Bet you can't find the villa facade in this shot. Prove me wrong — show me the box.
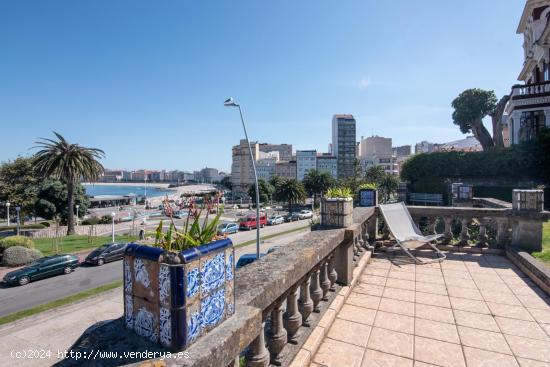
[506,0,550,144]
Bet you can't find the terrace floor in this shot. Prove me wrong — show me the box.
[311,251,550,367]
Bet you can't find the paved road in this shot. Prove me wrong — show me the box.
[0,220,310,317]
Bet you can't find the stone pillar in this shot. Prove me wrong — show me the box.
[284,285,302,344]
[320,261,331,301]
[460,218,470,246]
[443,216,453,244]
[511,218,544,252]
[495,218,509,249]
[246,322,270,367]
[328,255,338,291]
[298,276,314,327]
[310,268,323,313]
[267,299,287,366]
[334,234,354,285]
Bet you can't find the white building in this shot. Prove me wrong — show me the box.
[505,0,550,144]
[296,150,317,181]
[415,141,436,154]
[316,154,338,179]
[256,151,279,182]
[359,136,398,175]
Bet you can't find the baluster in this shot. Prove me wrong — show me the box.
[353,237,359,261]
[460,218,470,246]
[298,276,314,327]
[267,299,287,366]
[310,268,323,313]
[320,261,331,301]
[245,322,270,367]
[477,218,488,248]
[328,255,338,291]
[443,216,453,244]
[495,218,508,249]
[284,285,302,344]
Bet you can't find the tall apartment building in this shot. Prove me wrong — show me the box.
[231,139,260,193]
[195,167,219,183]
[316,154,338,179]
[296,150,317,181]
[275,160,297,179]
[256,151,279,182]
[360,136,398,175]
[259,143,292,161]
[392,145,412,158]
[331,114,357,179]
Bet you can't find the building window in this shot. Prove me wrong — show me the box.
[519,111,545,142]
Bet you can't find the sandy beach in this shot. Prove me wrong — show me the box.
[82,182,172,189]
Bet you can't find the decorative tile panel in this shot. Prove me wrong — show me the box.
[201,288,226,331]
[200,252,225,296]
[158,264,170,305]
[159,307,171,347]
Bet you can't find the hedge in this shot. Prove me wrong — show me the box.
[0,236,35,250]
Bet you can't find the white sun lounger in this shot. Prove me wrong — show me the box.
[379,202,446,264]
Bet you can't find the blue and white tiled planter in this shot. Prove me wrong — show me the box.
[123,239,235,351]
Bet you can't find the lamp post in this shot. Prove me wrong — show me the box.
[75,204,80,227]
[15,206,21,236]
[5,202,10,227]
[224,97,261,260]
[144,176,148,209]
[111,211,116,243]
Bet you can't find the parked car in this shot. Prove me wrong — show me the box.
[217,222,239,235]
[284,212,300,222]
[236,253,266,269]
[298,210,314,219]
[3,254,79,286]
[267,215,284,226]
[85,243,128,266]
[239,213,267,230]
[173,210,188,219]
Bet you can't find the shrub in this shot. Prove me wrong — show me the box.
[2,246,43,266]
[326,187,352,198]
[0,236,35,250]
[98,215,112,224]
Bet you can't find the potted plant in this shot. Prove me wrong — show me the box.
[321,187,354,228]
[357,183,378,207]
[123,195,235,351]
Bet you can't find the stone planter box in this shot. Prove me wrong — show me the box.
[321,197,353,228]
[513,189,544,212]
[123,239,235,351]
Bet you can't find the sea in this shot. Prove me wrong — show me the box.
[83,184,173,198]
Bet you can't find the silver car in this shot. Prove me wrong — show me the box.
[298,210,313,219]
[267,215,284,225]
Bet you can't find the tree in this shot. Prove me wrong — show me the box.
[0,157,40,223]
[303,170,336,207]
[378,173,399,203]
[33,133,104,235]
[365,165,386,184]
[339,159,364,196]
[273,178,306,213]
[451,88,509,150]
[247,179,274,204]
[35,179,90,224]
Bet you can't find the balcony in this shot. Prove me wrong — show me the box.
[62,204,550,367]
[511,81,550,100]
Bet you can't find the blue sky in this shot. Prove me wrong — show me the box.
[0,0,524,172]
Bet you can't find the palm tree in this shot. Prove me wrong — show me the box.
[365,165,386,184]
[33,132,105,235]
[303,170,336,208]
[273,178,306,214]
[379,173,399,203]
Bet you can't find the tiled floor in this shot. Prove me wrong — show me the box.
[311,251,550,367]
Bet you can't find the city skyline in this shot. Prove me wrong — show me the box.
[0,0,524,171]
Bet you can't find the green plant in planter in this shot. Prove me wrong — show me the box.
[359,182,378,191]
[153,197,224,253]
[326,187,352,199]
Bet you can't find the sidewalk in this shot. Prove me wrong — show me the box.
[0,287,123,367]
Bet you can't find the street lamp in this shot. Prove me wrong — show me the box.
[111,211,116,243]
[224,97,261,260]
[75,205,80,227]
[15,206,21,236]
[5,202,10,227]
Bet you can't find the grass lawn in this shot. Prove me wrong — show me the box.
[33,234,137,256]
[532,221,550,265]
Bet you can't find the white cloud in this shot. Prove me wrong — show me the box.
[358,77,371,90]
